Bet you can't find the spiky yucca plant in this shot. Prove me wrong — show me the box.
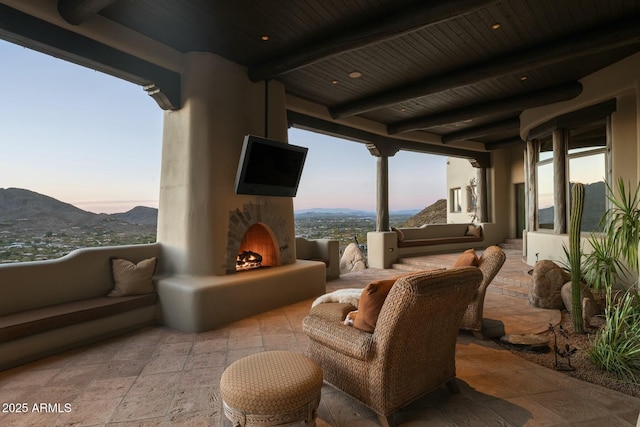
[569,182,585,333]
[601,178,640,276]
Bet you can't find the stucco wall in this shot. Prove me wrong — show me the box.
[446,157,477,223]
[521,52,640,266]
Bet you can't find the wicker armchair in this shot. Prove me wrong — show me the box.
[302,267,483,427]
[459,245,506,338]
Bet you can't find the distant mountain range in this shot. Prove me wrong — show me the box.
[0,187,429,230]
[538,181,606,230]
[294,208,421,216]
[0,188,158,230]
[400,199,447,227]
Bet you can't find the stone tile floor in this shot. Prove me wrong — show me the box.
[1,252,639,426]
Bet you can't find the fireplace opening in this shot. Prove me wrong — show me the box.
[236,251,263,270]
[236,223,280,272]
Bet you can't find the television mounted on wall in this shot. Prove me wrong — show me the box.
[234,134,308,197]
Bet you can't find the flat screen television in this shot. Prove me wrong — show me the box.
[234,134,308,197]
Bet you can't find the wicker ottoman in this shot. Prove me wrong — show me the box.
[220,350,323,426]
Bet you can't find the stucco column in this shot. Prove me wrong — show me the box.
[157,53,291,276]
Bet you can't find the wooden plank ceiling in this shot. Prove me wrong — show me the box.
[5,0,640,155]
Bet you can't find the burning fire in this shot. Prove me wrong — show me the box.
[236,250,263,270]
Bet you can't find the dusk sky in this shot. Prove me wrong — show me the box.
[1,39,446,214]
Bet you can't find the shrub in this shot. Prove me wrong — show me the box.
[589,288,640,382]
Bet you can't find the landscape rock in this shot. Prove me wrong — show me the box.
[340,243,367,274]
[528,260,571,309]
[560,282,601,322]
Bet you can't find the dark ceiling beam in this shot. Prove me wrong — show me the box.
[484,137,525,150]
[57,0,118,25]
[331,15,640,119]
[441,117,520,144]
[0,4,180,110]
[388,81,582,134]
[248,0,498,82]
[287,111,491,168]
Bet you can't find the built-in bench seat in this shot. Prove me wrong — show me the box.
[0,243,161,370]
[393,223,483,248]
[367,223,497,269]
[0,294,157,343]
[397,235,483,247]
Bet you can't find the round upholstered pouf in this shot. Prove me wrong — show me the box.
[220,350,323,427]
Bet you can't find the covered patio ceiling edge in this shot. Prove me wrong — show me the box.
[287,111,491,169]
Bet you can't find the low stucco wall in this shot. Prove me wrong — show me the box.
[0,243,162,316]
[0,243,162,370]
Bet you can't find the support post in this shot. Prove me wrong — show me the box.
[367,143,398,232]
[553,129,566,234]
[377,156,390,231]
[476,167,488,222]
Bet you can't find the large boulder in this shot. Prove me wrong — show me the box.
[528,260,571,309]
[340,243,367,274]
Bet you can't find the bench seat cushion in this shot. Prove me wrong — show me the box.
[0,294,157,343]
[397,236,483,248]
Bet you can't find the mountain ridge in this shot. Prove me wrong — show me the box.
[0,188,158,227]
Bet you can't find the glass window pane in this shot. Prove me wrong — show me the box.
[569,153,606,231]
[537,162,554,229]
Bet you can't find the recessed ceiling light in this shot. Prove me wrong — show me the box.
[348,71,362,79]
[331,80,339,85]
[491,23,501,30]
[520,75,528,81]
[260,35,270,41]
[400,108,406,112]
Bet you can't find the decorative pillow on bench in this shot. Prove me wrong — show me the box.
[465,224,483,238]
[109,257,157,297]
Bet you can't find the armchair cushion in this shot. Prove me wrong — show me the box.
[352,278,396,332]
[303,314,374,360]
[452,249,479,267]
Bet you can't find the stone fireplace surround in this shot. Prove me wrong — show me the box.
[157,200,326,333]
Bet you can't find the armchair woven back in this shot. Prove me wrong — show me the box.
[460,245,506,333]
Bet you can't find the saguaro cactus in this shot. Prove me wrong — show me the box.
[569,182,585,333]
